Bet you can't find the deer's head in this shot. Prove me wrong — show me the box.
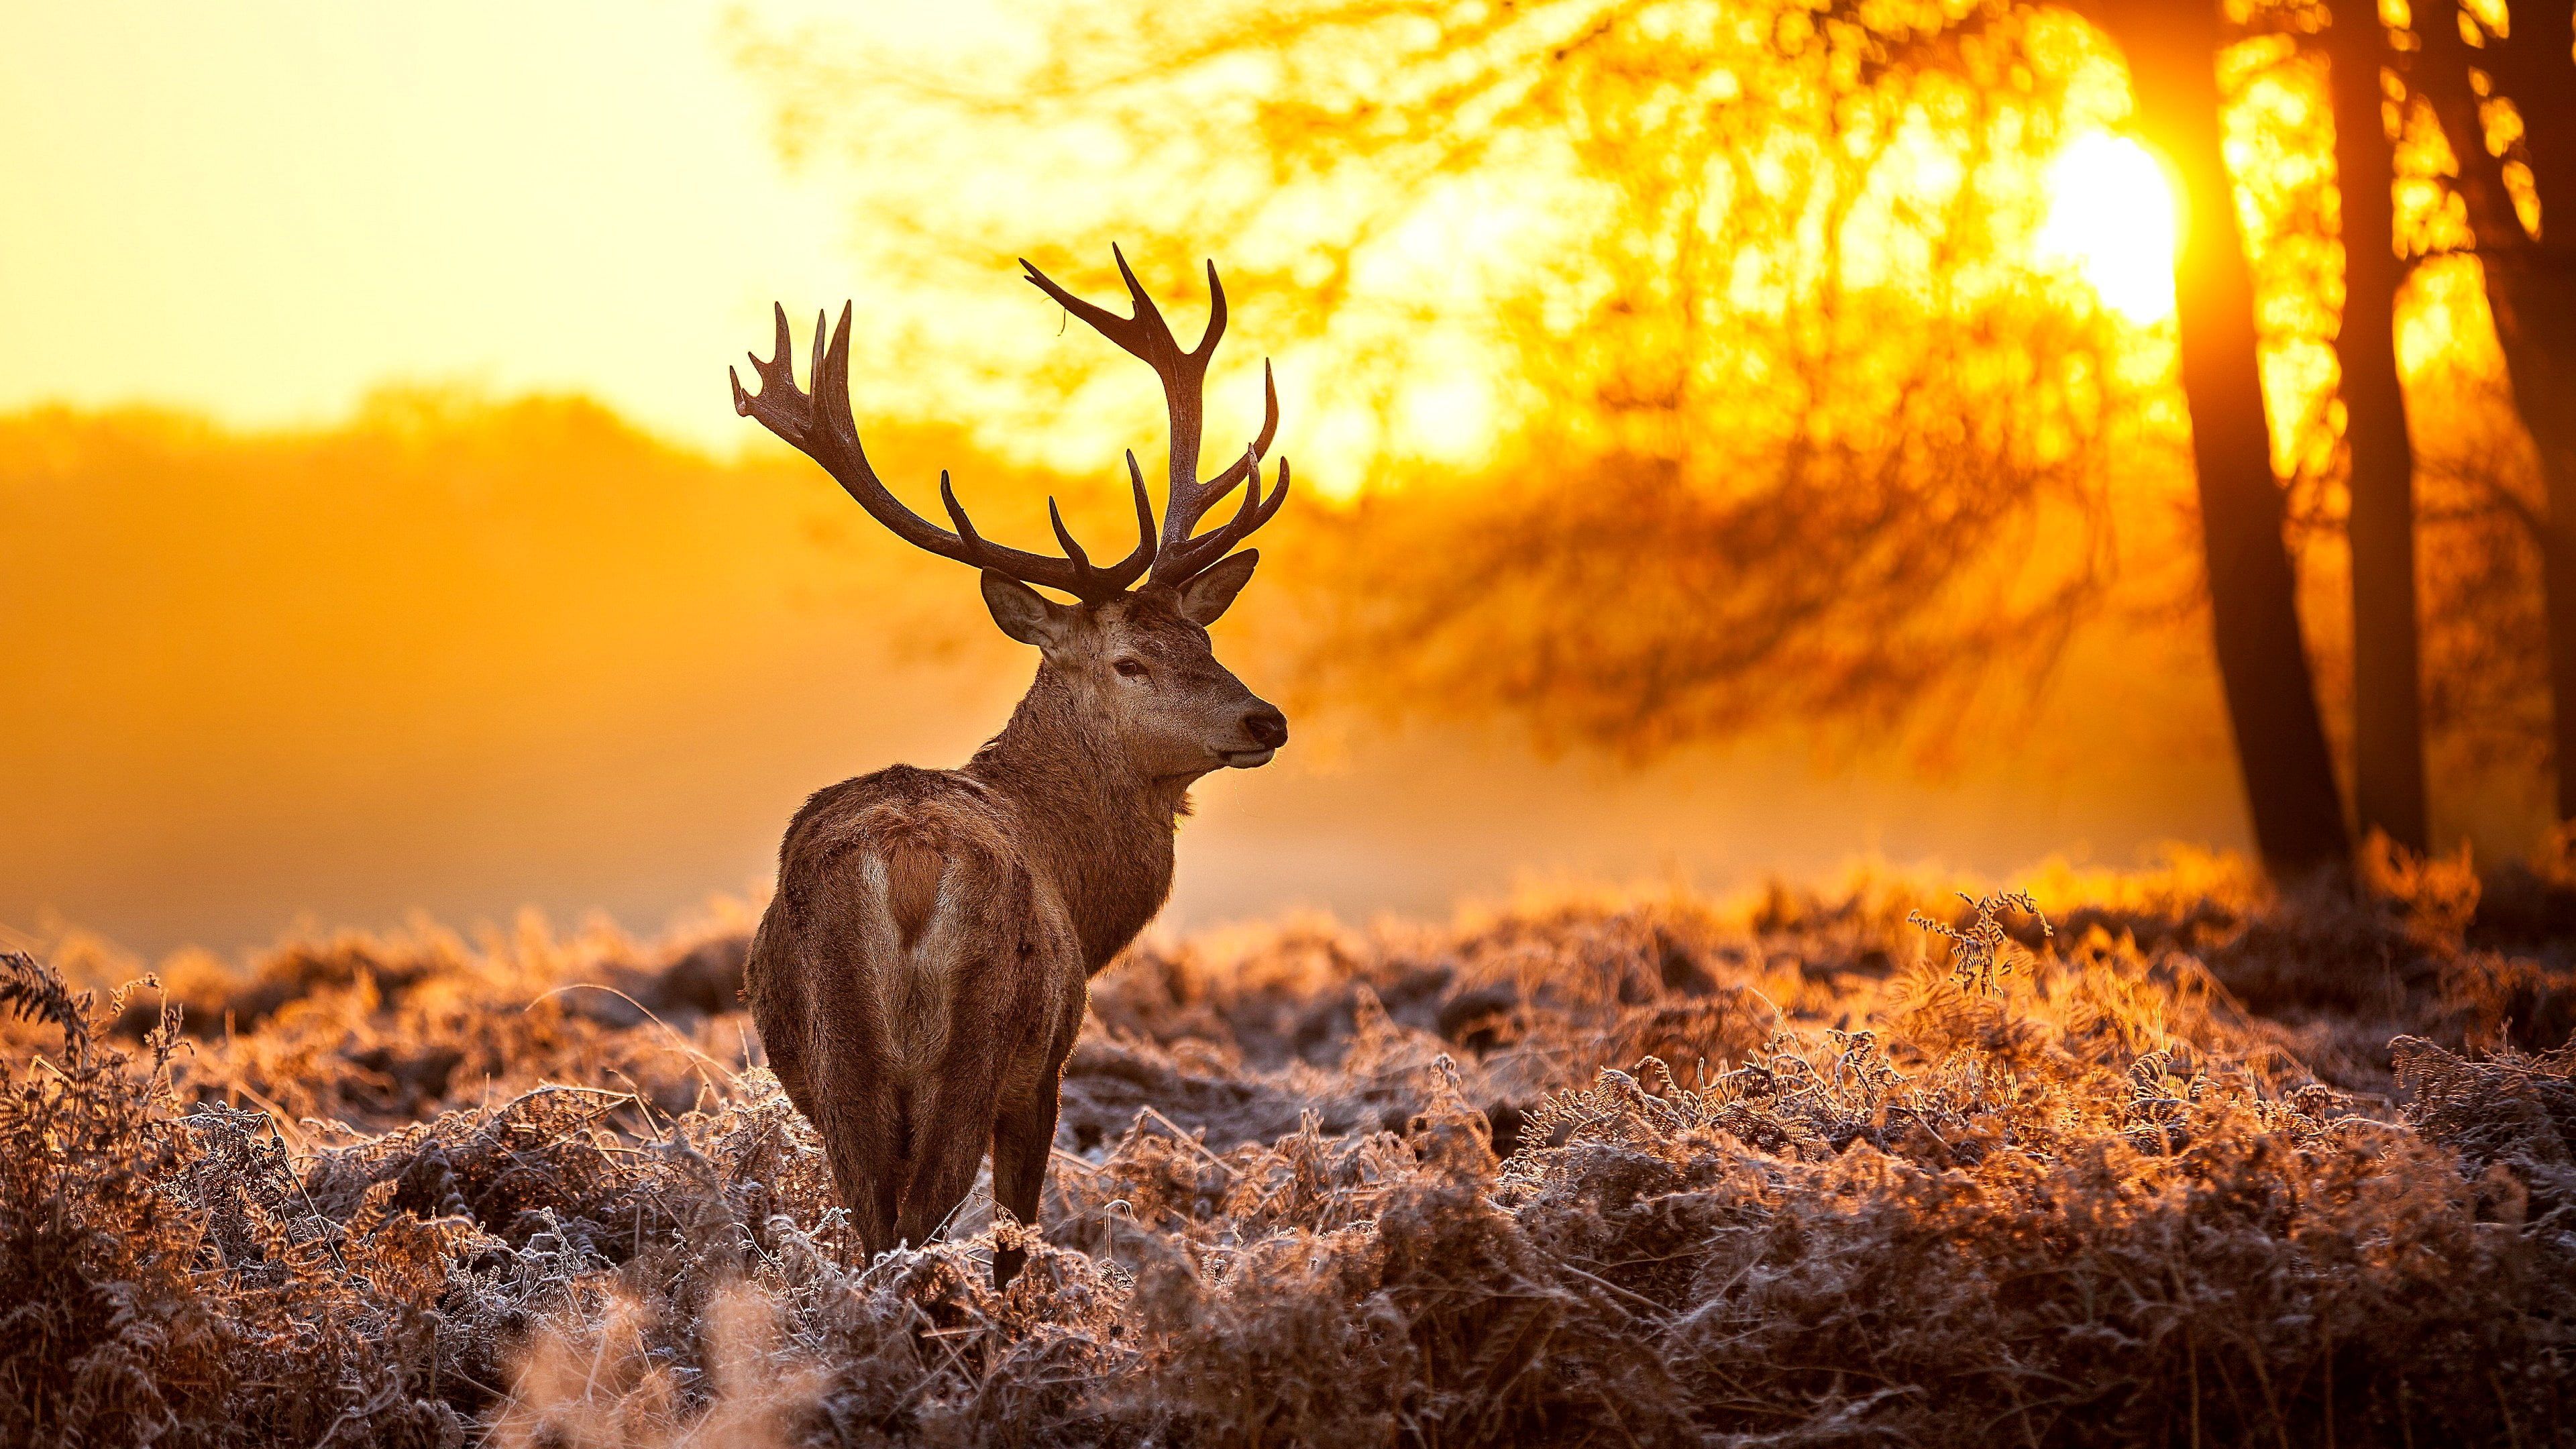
[731,248,1290,784]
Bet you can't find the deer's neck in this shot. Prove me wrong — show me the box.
[965,669,1187,974]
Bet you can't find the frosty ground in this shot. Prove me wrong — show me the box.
[6,847,2573,1447]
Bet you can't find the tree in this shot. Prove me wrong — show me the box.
[745,0,2367,871]
[2080,0,2351,869]
[2413,0,2576,820]
[2322,0,2430,850]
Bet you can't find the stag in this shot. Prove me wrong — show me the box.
[729,250,1289,1287]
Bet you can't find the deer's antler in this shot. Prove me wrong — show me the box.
[1020,246,1288,586]
[730,302,1157,602]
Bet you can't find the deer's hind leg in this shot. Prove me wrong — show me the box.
[746,923,894,1257]
[744,935,815,1121]
[891,1038,1003,1252]
[989,985,1081,1287]
[796,904,918,1263]
[987,1089,1060,1288]
[812,1053,906,1262]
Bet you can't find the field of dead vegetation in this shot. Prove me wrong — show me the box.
[7,844,2576,1448]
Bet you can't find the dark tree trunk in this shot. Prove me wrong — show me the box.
[2325,0,2430,849]
[2096,0,2353,873]
[2417,0,2576,820]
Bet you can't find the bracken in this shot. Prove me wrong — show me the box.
[3,856,2572,1446]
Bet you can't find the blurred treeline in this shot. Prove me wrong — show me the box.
[0,394,1040,950]
[1,388,2261,957]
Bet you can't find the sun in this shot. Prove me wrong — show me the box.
[2037,131,2180,324]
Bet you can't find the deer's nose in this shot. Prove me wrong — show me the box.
[1242,706,1289,749]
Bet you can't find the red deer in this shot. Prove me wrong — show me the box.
[729,250,1289,1287]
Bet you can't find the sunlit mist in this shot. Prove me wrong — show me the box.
[2038,133,2180,324]
[1397,376,1501,468]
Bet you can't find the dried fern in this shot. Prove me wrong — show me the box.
[4,862,2573,1448]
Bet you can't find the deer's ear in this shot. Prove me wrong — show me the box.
[981,571,1070,647]
[1175,551,1260,625]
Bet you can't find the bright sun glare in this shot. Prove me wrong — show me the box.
[2037,132,2180,325]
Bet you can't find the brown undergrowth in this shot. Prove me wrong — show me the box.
[5,849,2574,1446]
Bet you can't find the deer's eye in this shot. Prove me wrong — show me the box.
[1113,658,1148,680]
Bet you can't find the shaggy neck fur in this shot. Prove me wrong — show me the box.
[966,666,1191,974]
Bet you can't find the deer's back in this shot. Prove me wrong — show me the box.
[747,765,1082,1115]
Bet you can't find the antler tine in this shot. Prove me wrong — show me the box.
[1147,339,1283,581]
[1194,259,1228,361]
[1159,455,1291,584]
[731,302,1154,602]
[1046,497,1091,572]
[1024,254,1166,364]
[1109,244,1181,364]
[936,472,996,553]
[1023,248,1288,586]
[731,303,813,448]
[1122,449,1157,550]
[810,309,830,419]
[1193,360,1280,514]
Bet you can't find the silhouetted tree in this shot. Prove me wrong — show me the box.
[2414,0,2576,820]
[2322,0,2430,850]
[1994,0,2358,870]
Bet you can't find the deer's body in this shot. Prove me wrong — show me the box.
[729,255,1289,1285]
[748,632,1203,1273]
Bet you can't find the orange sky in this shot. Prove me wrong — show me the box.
[0,1,867,453]
[0,2,2182,466]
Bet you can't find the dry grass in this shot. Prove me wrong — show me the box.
[6,847,2575,1446]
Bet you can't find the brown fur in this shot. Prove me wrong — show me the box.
[744,582,1283,1287]
[883,843,945,949]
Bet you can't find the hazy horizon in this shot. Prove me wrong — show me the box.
[2,390,2261,963]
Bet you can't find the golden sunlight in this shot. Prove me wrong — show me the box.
[1398,375,1500,468]
[2037,132,2181,324]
